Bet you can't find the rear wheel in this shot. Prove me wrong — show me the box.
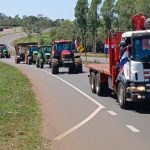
[51,66,59,74]
[40,62,44,69]
[89,72,96,93]
[69,66,74,74]
[36,59,39,68]
[117,82,127,109]
[28,57,32,65]
[95,73,105,96]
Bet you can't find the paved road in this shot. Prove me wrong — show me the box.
[1,34,150,150]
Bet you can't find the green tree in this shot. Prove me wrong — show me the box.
[74,0,89,48]
[114,0,136,31]
[88,0,102,52]
[101,0,115,32]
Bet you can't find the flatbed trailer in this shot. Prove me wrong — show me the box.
[86,63,110,75]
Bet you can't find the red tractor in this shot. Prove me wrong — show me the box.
[50,40,82,74]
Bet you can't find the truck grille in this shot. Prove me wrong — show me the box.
[144,69,150,92]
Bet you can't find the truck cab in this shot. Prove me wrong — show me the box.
[119,30,150,105]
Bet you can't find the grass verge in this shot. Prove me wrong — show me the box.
[0,62,46,149]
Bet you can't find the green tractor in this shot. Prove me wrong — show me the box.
[50,40,82,74]
[0,44,11,58]
[36,45,52,68]
[26,45,39,65]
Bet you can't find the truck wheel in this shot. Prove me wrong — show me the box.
[89,72,96,93]
[95,73,104,96]
[117,82,127,109]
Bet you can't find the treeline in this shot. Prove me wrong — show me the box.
[1,0,150,52]
[75,0,150,52]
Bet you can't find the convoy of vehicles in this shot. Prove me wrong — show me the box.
[0,44,10,58]
[86,14,150,109]
[7,13,150,109]
[51,40,82,74]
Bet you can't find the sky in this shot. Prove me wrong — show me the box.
[0,0,82,21]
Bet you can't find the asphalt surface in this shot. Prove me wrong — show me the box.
[1,34,150,150]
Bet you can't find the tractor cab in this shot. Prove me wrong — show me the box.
[53,40,73,59]
[0,44,10,58]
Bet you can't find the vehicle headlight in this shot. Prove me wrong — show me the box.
[130,86,146,92]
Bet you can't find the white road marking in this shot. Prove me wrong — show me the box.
[107,111,117,116]
[54,107,102,140]
[41,69,105,108]
[126,125,140,133]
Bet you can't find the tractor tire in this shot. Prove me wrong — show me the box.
[68,66,74,74]
[95,73,105,96]
[89,72,96,93]
[40,62,44,69]
[74,57,82,73]
[15,58,20,64]
[51,58,59,74]
[51,66,59,74]
[28,57,32,65]
[36,59,39,68]
[117,82,128,109]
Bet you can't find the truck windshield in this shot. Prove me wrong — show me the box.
[133,36,150,62]
[57,43,71,53]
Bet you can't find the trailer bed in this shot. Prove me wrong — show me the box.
[86,63,110,75]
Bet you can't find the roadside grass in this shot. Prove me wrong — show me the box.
[0,62,48,149]
[13,33,50,45]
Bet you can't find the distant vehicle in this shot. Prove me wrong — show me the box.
[14,42,38,64]
[0,44,10,58]
[36,45,52,69]
[50,40,82,74]
[0,27,4,31]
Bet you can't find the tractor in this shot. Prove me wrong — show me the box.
[14,42,38,64]
[0,44,10,58]
[36,45,52,68]
[50,40,82,74]
[27,45,39,65]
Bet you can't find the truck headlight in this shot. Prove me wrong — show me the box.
[130,86,146,92]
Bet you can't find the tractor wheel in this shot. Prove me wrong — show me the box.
[36,59,39,68]
[7,54,10,58]
[40,62,44,69]
[16,58,20,64]
[69,66,74,74]
[51,66,59,74]
[0,53,2,59]
[117,82,128,109]
[89,72,96,93]
[28,57,32,65]
[95,73,105,96]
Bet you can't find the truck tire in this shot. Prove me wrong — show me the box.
[89,72,96,93]
[95,73,105,96]
[117,82,127,109]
